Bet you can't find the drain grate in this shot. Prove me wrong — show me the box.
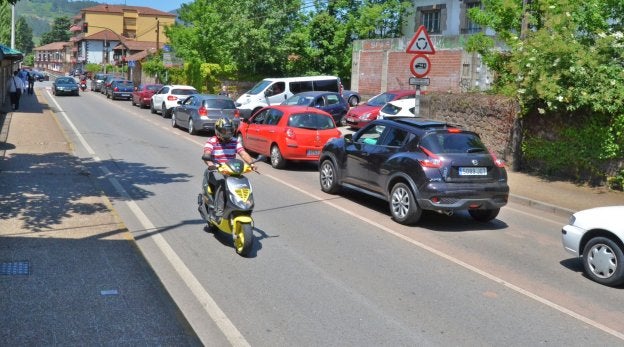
[0,261,30,275]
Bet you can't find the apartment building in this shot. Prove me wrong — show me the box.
[34,4,176,75]
[33,42,72,73]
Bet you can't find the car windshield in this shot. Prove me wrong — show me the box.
[283,95,314,106]
[367,92,400,106]
[56,78,74,84]
[420,133,487,154]
[172,89,198,95]
[204,99,236,109]
[287,113,335,130]
[247,80,272,95]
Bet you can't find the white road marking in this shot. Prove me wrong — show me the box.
[48,91,250,347]
[263,172,624,341]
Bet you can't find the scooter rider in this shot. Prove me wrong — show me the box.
[202,117,256,219]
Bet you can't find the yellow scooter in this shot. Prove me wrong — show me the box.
[197,156,263,257]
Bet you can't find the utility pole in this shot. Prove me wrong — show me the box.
[155,18,160,54]
[11,4,15,49]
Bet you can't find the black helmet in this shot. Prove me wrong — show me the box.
[215,117,235,141]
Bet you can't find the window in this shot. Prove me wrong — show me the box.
[422,10,440,34]
[379,128,409,147]
[357,125,386,145]
[326,94,340,105]
[463,1,482,34]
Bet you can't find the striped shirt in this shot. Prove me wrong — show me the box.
[203,136,244,163]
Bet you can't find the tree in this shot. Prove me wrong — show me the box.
[466,0,624,181]
[39,16,71,45]
[16,16,34,54]
[0,2,10,45]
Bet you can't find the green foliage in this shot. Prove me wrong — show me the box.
[607,169,624,191]
[468,0,624,184]
[23,53,34,66]
[522,113,623,181]
[165,0,411,83]
[16,16,34,54]
[85,63,101,74]
[0,2,10,44]
[39,16,71,45]
[15,0,99,41]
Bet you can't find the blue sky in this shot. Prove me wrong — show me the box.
[106,0,194,13]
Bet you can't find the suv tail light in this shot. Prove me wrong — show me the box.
[418,146,442,168]
[167,95,177,101]
[198,106,207,116]
[490,150,505,168]
[113,87,119,92]
[234,109,240,118]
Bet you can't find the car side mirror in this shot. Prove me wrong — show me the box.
[344,134,353,143]
[177,100,182,105]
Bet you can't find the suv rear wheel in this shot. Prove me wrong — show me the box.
[468,208,500,222]
[389,182,422,225]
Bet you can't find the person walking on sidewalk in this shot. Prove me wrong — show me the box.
[6,70,25,110]
[27,71,35,95]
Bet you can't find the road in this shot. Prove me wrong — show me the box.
[42,83,624,346]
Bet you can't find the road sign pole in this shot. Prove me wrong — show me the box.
[414,85,421,117]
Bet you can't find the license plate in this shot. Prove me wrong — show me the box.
[459,167,487,176]
[307,150,320,156]
[120,93,129,97]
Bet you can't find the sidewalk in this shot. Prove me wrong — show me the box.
[0,87,621,344]
[0,89,201,345]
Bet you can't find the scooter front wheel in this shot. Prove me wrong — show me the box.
[234,223,254,257]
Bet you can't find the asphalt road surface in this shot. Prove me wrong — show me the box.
[43,83,624,346]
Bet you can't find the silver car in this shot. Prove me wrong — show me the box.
[171,94,239,135]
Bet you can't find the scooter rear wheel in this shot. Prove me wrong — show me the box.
[234,223,254,257]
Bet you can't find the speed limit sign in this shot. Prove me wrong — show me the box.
[410,54,431,78]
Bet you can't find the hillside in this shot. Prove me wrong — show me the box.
[15,0,102,44]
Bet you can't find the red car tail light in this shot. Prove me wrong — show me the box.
[198,106,207,116]
[286,128,296,139]
[490,150,506,168]
[113,87,119,92]
[167,95,177,101]
[447,128,462,133]
[418,146,442,168]
[234,109,240,118]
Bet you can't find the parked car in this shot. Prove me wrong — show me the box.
[150,85,198,118]
[378,98,418,119]
[91,73,110,92]
[52,77,79,96]
[319,117,509,225]
[561,205,624,287]
[101,75,123,95]
[344,90,416,129]
[281,91,350,126]
[343,90,361,107]
[107,80,134,100]
[238,105,342,169]
[172,94,239,135]
[30,70,48,82]
[131,83,163,108]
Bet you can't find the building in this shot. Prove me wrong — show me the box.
[352,0,494,97]
[32,42,72,74]
[33,4,176,75]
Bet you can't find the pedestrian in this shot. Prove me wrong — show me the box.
[19,68,28,87]
[218,85,229,97]
[27,71,35,95]
[6,70,25,110]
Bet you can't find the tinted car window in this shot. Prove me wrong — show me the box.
[204,99,236,109]
[379,127,409,147]
[172,89,197,95]
[367,93,395,106]
[313,79,339,92]
[420,133,487,154]
[248,80,272,95]
[283,95,314,106]
[288,113,335,130]
[147,85,161,91]
[183,96,195,105]
[326,94,341,105]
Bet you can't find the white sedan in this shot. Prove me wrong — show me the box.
[562,206,624,286]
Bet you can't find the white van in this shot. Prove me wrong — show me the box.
[235,76,341,118]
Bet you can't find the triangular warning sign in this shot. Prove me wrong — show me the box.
[406,25,436,54]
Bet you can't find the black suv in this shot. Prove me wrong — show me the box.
[319,118,509,225]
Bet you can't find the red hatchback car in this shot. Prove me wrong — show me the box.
[131,83,163,108]
[344,89,417,129]
[238,105,342,169]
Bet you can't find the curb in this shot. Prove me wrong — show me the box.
[509,193,575,218]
